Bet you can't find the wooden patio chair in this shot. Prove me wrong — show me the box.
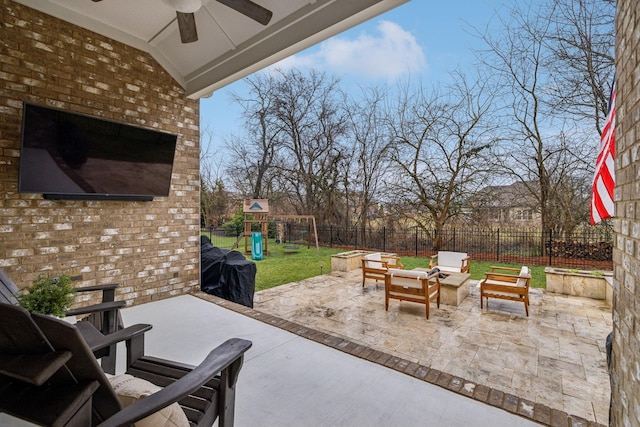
[0,302,252,426]
[0,267,126,373]
[479,266,531,316]
[361,252,404,289]
[384,268,441,319]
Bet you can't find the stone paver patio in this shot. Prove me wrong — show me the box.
[252,269,613,425]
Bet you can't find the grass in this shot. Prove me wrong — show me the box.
[243,241,548,291]
[253,243,341,291]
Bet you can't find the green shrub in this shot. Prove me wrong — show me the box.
[17,273,76,318]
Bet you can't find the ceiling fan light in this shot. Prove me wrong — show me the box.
[162,0,202,13]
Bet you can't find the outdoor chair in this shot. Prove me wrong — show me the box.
[361,252,404,288]
[0,267,126,373]
[428,251,470,274]
[0,302,252,426]
[479,266,531,316]
[384,268,440,319]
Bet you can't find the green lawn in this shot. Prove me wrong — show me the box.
[244,241,548,291]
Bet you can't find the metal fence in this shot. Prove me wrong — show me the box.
[201,224,614,270]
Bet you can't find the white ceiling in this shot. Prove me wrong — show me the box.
[14,0,410,99]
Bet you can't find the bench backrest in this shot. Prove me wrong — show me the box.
[437,251,468,267]
[363,252,384,269]
[387,268,430,289]
[516,266,530,287]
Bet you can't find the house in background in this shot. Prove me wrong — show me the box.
[468,181,541,227]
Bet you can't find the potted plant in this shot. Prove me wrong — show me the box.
[16,273,76,318]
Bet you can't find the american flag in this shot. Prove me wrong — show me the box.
[590,81,616,225]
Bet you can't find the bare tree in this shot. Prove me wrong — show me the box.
[386,74,495,249]
[344,86,393,243]
[224,72,284,199]
[270,68,349,224]
[543,0,615,134]
[200,126,227,227]
[475,0,614,240]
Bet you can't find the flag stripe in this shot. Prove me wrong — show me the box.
[590,81,616,225]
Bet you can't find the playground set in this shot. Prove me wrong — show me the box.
[232,199,320,258]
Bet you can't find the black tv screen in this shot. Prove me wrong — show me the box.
[19,104,177,200]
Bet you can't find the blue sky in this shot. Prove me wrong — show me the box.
[200,0,507,151]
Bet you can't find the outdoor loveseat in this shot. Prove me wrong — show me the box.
[429,251,470,274]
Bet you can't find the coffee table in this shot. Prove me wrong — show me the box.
[413,268,471,306]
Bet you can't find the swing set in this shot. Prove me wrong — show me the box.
[232,199,320,256]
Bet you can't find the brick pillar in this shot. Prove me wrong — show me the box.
[610,0,640,425]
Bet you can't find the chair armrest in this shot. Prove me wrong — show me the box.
[460,256,471,273]
[489,266,520,273]
[76,321,152,353]
[428,254,438,268]
[0,351,72,386]
[97,338,253,427]
[482,272,530,286]
[65,301,125,317]
[73,283,119,294]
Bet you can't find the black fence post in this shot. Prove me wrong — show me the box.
[496,228,500,262]
[415,227,419,257]
[453,228,456,252]
[548,229,553,266]
[383,227,386,252]
[354,227,358,249]
[330,225,333,248]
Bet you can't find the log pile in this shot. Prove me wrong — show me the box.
[546,240,613,261]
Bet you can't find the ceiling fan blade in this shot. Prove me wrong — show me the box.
[216,0,273,26]
[176,11,198,43]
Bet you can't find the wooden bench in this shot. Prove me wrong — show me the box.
[479,266,531,316]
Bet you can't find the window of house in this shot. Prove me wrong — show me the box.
[514,209,533,221]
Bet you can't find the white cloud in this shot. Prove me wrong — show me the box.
[269,20,426,81]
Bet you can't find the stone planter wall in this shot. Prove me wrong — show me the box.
[330,251,398,272]
[545,267,613,305]
[331,251,369,272]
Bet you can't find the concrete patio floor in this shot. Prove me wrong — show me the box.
[252,269,613,426]
[116,294,539,427]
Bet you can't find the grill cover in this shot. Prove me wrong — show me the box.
[200,236,256,308]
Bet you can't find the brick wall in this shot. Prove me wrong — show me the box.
[611,0,640,425]
[0,0,201,306]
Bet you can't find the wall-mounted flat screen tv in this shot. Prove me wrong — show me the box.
[19,103,178,201]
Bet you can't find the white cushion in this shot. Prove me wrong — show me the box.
[434,251,468,271]
[388,269,428,289]
[108,374,190,427]
[436,266,459,273]
[516,266,530,287]
[364,253,384,269]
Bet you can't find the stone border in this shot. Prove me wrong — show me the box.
[194,292,605,427]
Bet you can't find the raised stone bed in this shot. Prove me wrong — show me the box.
[545,267,613,305]
[331,250,369,272]
[330,250,398,272]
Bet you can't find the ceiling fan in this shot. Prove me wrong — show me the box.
[92,0,273,44]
